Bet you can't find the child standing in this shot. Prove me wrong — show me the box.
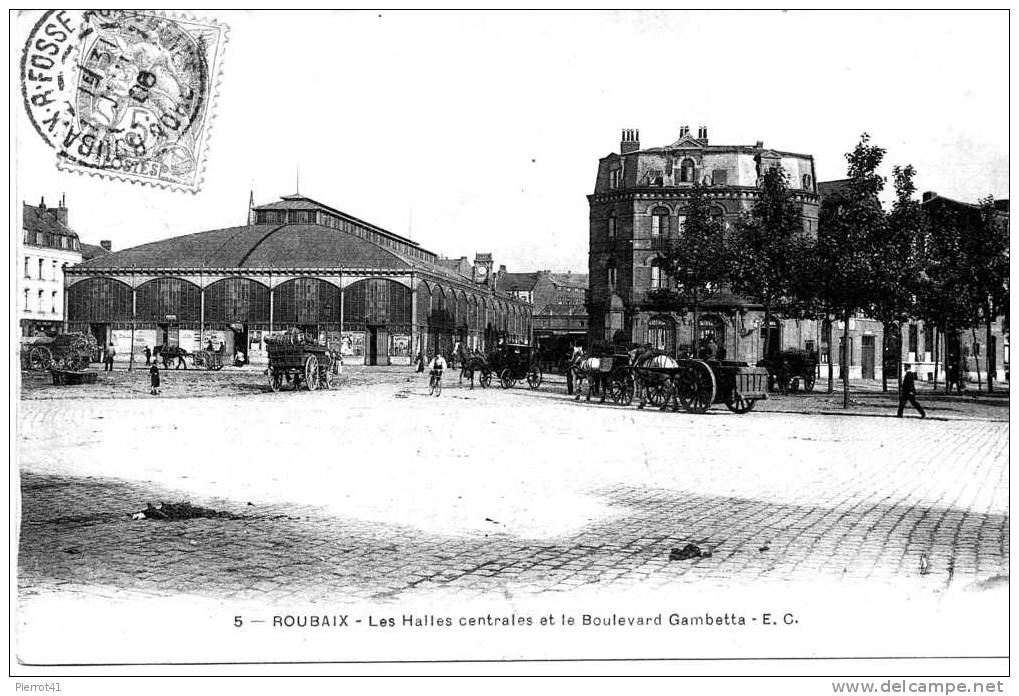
[149,362,161,395]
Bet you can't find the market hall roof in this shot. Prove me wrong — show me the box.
[72,223,417,271]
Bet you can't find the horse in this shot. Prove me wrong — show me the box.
[569,351,611,403]
[630,349,680,411]
[156,345,190,370]
[459,351,489,389]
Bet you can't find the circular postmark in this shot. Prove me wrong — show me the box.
[21,10,208,177]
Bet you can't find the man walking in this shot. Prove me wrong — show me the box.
[143,346,152,366]
[104,343,116,372]
[897,363,927,418]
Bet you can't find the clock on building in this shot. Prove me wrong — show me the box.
[474,264,488,281]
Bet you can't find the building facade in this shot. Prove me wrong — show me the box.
[65,195,532,365]
[587,127,1009,383]
[496,268,589,355]
[19,198,111,336]
[588,126,822,365]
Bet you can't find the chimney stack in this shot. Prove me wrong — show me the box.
[922,191,937,203]
[620,128,640,154]
[679,125,690,138]
[55,195,68,226]
[100,240,112,251]
[697,126,708,141]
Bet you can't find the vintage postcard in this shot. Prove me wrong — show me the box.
[10,9,1009,685]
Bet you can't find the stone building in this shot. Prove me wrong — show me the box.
[587,127,1009,383]
[587,126,821,365]
[19,197,110,337]
[65,194,532,365]
[496,268,589,354]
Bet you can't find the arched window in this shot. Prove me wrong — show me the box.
[651,207,669,237]
[607,212,616,239]
[607,260,617,289]
[647,316,675,353]
[699,315,725,345]
[51,291,58,313]
[680,158,695,183]
[650,259,667,290]
[37,290,45,312]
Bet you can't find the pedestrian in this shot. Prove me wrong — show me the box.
[149,362,160,395]
[897,363,927,418]
[104,343,116,372]
[143,346,151,366]
[415,350,425,373]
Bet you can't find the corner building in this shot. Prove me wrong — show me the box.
[65,195,532,365]
[588,126,820,364]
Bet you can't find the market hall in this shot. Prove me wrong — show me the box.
[64,194,533,366]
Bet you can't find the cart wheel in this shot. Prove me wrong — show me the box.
[645,383,668,407]
[304,355,319,391]
[29,346,53,372]
[677,361,716,414]
[803,373,816,392]
[499,369,514,389]
[480,370,492,389]
[725,394,756,413]
[267,369,282,392]
[617,378,635,407]
[527,366,543,390]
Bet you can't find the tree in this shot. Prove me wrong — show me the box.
[871,164,925,392]
[916,197,990,391]
[973,197,1009,392]
[728,166,810,362]
[655,183,728,357]
[813,134,889,408]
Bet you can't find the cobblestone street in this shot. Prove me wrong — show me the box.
[17,368,1009,604]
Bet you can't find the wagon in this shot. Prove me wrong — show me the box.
[265,335,336,392]
[487,343,542,390]
[758,349,818,394]
[21,333,95,372]
[601,353,638,405]
[635,359,769,414]
[192,350,225,371]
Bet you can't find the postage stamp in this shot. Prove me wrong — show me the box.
[20,10,227,193]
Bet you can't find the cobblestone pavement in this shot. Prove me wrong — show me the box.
[16,369,1009,605]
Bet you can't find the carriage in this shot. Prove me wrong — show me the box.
[265,333,336,392]
[487,343,543,390]
[758,348,818,394]
[192,349,225,371]
[633,358,769,414]
[21,333,96,372]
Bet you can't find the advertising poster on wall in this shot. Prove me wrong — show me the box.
[340,331,365,365]
[390,334,411,365]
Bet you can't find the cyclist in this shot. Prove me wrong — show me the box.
[428,352,448,396]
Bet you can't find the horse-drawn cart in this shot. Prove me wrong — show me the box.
[265,333,335,392]
[635,359,769,414]
[487,344,542,390]
[192,350,225,371]
[758,348,818,393]
[21,333,96,372]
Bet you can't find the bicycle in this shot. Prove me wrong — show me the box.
[428,369,443,396]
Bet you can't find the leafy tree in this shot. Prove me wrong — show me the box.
[871,164,925,392]
[728,166,810,361]
[972,197,1009,392]
[655,183,728,357]
[915,196,992,390]
[813,134,889,408]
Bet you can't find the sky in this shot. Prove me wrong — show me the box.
[14,10,1010,273]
